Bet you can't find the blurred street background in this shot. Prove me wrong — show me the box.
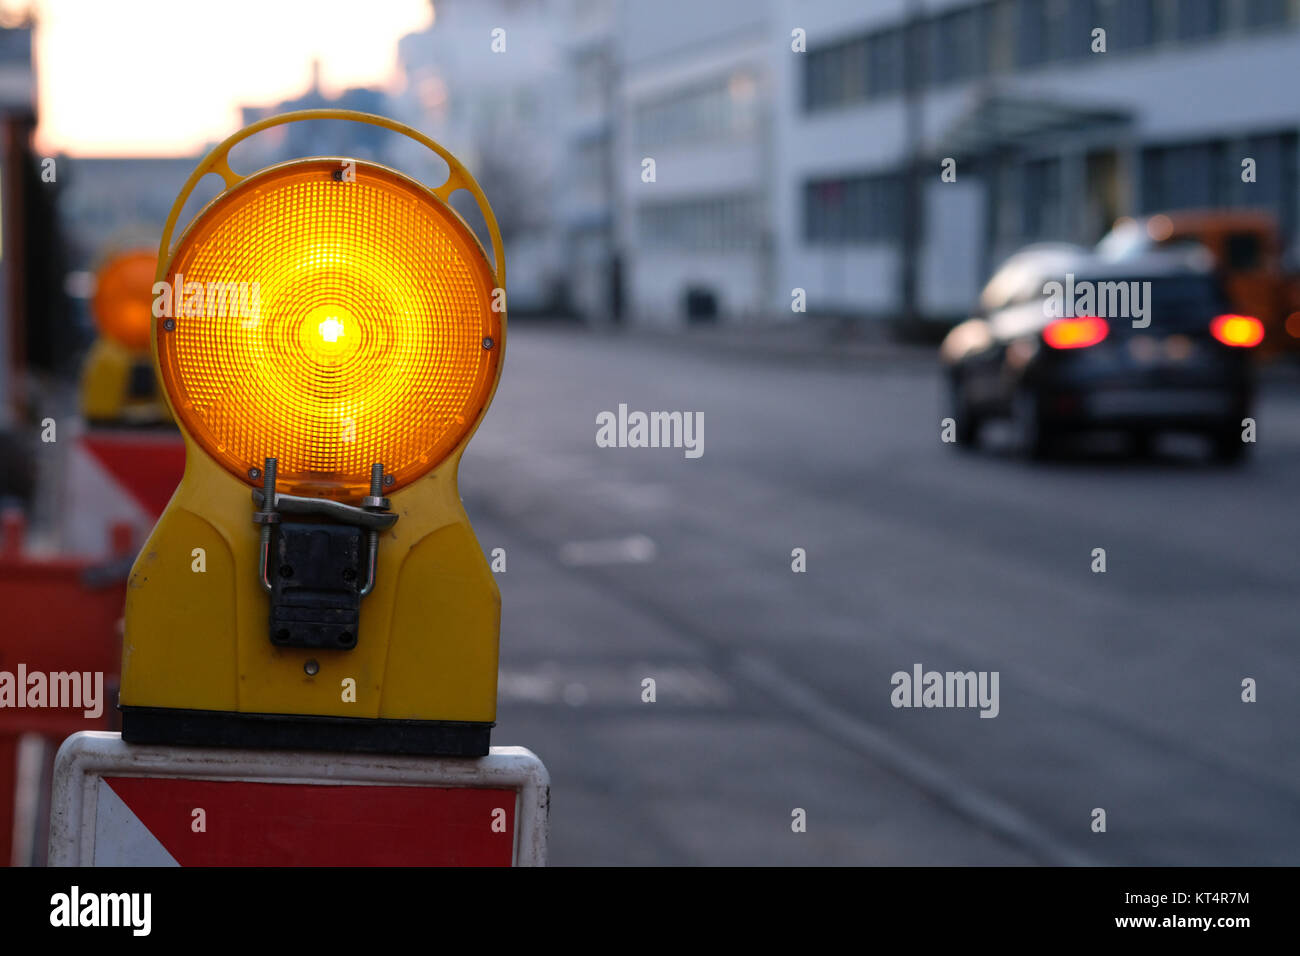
[474,326,1300,864]
[1,0,1299,864]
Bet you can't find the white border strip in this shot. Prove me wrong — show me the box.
[49,731,549,866]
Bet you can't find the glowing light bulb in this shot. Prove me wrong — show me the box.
[319,316,345,343]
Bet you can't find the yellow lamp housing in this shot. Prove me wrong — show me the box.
[119,110,507,756]
[80,249,171,425]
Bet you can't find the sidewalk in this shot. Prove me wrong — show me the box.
[582,316,1300,382]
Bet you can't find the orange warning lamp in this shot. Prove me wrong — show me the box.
[93,250,157,351]
[120,110,508,756]
[158,160,500,498]
[80,249,170,423]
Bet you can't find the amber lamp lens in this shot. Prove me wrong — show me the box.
[157,159,501,497]
[93,250,157,351]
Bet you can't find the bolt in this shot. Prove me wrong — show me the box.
[258,458,278,592]
[304,659,320,676]
[482,336,494,350]
[360,463,388,599]
[383,474,395,487]
[163,318,176,332]
[248,467,261,480]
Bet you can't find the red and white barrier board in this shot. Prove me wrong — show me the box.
[48,732,548,866]
[58,428,185,558]
[0,513,126,866]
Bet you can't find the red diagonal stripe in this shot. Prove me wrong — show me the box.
[104,776,516,866]
[81,434,186,517]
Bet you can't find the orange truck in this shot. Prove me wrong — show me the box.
[1097,210,1300,357]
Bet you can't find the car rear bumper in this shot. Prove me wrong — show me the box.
[1028,341,1253,430]
[1038,385,1249,430]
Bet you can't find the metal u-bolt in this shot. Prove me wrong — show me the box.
[257,458,278,593]
[359,462,384,597]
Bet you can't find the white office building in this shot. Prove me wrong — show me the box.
[608,0,1300,326]
[611,0,774,325]
[393,0,568,312]
[559,0,619,321]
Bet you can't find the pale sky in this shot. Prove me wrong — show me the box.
[12,0,433,156]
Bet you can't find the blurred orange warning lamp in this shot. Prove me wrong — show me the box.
[80,249,169,423]
[93,250,157,351]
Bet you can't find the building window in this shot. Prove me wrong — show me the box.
[1141,132,1297,239]
[805,34,869,110]
[1021,158,1062,238]
[1016,0,1099,66]
[930,4,993,86]
[803,172,902,244]
[1241,0,1290,28]
[1016,0,1054,66]
[986,0,1017,73]
[1101,0,1156,50]
[635,77,759,149]
[1175,0,1225,39]
[1237,132,1299,239]
[1142,140,1226,210]
[840,37,867,103]
[803,0,1289,114]
[868,28,905,97]
[1060,0,1102,59]
[803,26,907,112]
[638,194,762,250]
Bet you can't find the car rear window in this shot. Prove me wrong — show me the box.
[1067,275,1231,333]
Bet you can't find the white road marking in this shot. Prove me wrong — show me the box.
[558,534,657,567]
[499,662,733,708]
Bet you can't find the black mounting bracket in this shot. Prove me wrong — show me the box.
[269,521,365,650]
[253,458,394,652]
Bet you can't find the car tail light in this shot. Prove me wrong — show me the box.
[1043,316,1109,350]
[1210,314,1264,348]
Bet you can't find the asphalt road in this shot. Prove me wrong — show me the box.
[461,325,1300,866]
